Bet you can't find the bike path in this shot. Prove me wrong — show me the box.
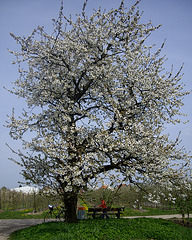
[124,214,192,219]
[0,219,43,240]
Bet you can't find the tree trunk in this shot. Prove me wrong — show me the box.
[64,192,78,223]
[182,212,186,224]
[180,205,186,224]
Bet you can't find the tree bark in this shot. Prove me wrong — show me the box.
[64,192,78,223]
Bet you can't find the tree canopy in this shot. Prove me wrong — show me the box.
[6,0,191,222]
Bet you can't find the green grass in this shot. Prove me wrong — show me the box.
[122,207,180,217]
[9,218,192,240]
[0,207,184,219]
[0,209,45,219]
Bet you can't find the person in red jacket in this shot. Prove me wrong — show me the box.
[99,198,109,218]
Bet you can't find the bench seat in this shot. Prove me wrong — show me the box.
[87,207,124,219]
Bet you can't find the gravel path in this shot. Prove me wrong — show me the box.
[0,214,191,240]
[124,214,192,219]
[0,219,43,240]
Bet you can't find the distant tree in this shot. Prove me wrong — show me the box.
[163,167,192,223]
[6,0,191,222]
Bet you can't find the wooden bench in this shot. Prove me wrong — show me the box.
[87,207,124,219]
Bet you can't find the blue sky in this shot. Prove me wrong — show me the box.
[0,0,191,188]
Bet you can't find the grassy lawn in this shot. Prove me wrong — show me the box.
[9,218,192,240]
[122,207,180,217]
[0,209,45,219]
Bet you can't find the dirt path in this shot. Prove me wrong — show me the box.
[0,214,191,240]
[0,219,43,240]
[124,214,192,219]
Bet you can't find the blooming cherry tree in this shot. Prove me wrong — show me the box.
[6,0,191,222]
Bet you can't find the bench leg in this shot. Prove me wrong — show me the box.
[103,211,109,219]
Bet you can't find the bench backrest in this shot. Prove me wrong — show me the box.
[88,207,124,212]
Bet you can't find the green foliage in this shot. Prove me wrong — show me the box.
[9,218,192,240]
[0,187,62,211]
